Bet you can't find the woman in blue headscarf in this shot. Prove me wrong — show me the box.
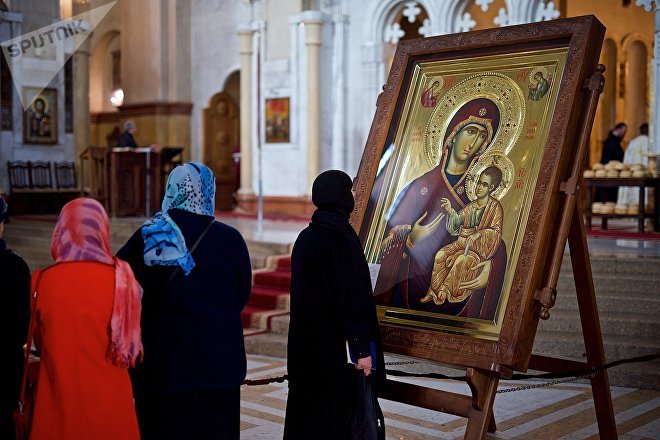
[117,162,252,440]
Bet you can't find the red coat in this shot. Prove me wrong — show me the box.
[30,262,139,440]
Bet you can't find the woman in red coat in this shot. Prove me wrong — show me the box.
[29,198,142,439]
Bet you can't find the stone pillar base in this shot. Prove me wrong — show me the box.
[235,194,315,217]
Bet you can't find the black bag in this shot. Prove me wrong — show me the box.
[348,369,385,440]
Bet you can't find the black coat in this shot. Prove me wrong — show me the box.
[599,132,625,202]
[117,131,138,149]
[0,240,30,439]
[116,209,252,391]
[600,133,625,164]
[284,209,384,439]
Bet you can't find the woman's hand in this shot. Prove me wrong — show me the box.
[356,356,372,376]
[459,259,491,290]
[409,211,445,248]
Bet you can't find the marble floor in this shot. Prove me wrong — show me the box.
[585,236,660,257]
[241,354,659,439]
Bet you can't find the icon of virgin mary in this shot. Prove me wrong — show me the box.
[374,97,507,320]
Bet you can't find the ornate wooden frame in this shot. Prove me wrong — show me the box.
[351,16,605,373]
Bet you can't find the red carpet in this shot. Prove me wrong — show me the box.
[242,256,291,335]
[585,217,660,240]
[586,229,660,240]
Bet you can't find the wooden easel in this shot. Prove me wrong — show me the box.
[381,66,618,440]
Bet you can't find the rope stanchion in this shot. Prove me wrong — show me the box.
[240,353,660,392]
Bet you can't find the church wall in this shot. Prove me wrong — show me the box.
[120,0,167,104]
[192,0,323,207]
[343,0,379,178]
[89,0,192,159]
[565,0,654,163]
[89,0,120,114]
[190,0,249,165]
[566,0,653,48]
[265,0,301,61]
[0,0,76,194]
[15,0,59,33]
[101,0,655,212]
[89,115,118,147]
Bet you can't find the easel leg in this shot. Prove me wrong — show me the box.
[488,411,497,433]
[464,368,499,439]
[568,202,617,439]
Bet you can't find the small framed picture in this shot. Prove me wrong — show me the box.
[23,87,57,144]
[265,97,290,143]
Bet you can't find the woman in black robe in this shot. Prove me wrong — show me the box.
[599,122,627,202]
[0,198,30,440]
[284,170,384,439]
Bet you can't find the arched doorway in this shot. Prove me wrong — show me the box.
[203,92,239,211]
[592,38,618,164]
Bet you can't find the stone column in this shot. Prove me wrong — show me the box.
[74,37,91,175]
[303,11,323,192]
[237,24,255,195]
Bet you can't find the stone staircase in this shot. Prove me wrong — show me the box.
[534,256,660,390]
[2,218,294,338]
[3,218,291,272]
[5,219,659,389]
[243,256,291,336]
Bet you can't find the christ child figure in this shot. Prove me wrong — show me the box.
[420,165,504,306]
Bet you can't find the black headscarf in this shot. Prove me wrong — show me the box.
[311,170,355,220]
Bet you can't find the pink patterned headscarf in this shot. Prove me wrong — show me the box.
[51,198,143,368]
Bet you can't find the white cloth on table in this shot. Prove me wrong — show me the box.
[618,134,651,206]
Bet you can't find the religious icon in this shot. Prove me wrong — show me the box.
[420,78,442,108]
[528,67,551,101]
[375,97,510,320]
[265,98,290,143]
[351,14,604,379]
[358,45,566,341]
[23,87,57,144]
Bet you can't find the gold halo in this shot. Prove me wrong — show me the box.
[425,76,443,90]
[464,151,514,201]
[30,95,49,114]
[424,72,525,168]
[529,66,549,84]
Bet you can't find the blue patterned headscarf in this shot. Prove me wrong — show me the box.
[142,162,215,275]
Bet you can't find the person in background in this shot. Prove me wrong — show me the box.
[600,122,628,165]
[117,162,252,440]
[599,122,628,202]
[117,119,159,151]
[29,198,142,439]
[618,123,650,205]
[284,170,384,439]
[0,198,31,440]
